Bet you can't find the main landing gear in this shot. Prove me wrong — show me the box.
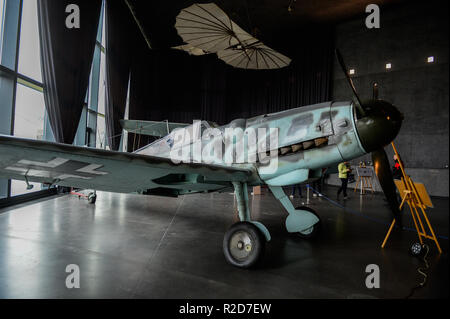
[223,182,270,268]
[222,183,321,268]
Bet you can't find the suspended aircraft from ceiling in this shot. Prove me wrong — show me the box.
[172,2,292,70]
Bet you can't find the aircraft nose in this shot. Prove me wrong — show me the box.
[355,100,403,153]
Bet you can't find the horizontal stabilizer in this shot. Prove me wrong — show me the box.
[120,119,189,137]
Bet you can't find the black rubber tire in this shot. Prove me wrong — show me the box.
[294,206,321,239]
[88,193,97,204]
[223,222,265,268]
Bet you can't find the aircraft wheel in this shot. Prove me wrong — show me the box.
[223,222,265,268]
[88,192,97,204]
[295,206,321,239]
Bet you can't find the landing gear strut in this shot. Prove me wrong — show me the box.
[223,182,270,268]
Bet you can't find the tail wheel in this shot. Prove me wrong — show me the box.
[223,222,265,268]
[295,206,321,239]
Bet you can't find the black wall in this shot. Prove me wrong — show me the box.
[332,0,449,196]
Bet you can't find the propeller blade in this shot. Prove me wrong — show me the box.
[373,82,379,100]
[372,148,402,225]
[335,49,366,116]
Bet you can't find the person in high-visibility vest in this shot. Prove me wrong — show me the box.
[337,162,351,200]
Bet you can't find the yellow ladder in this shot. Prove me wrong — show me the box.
[381,142,442,253]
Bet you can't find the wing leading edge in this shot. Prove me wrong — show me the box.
[0,135,255,194]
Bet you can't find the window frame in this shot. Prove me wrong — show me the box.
[0,0,106,199]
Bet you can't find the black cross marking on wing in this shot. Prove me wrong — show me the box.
[6,157,108,180]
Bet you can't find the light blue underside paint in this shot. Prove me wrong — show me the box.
[232,181,271,241]
[265,168,309,186]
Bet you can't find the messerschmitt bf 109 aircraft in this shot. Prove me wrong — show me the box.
[0,51,403,268]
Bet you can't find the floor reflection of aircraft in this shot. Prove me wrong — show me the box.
[0,51,403,268]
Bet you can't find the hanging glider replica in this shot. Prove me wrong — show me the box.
[0,51,403,268]
[172,3,292,69]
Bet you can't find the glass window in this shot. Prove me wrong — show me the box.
[14,83,45,139]
[0,69,14,135]
[0,0,5,57]
[101,6,105,48]
[18,0,42,82]
[123,83,129,152]
[96,113,106,149]
[11,83,45,196]
[10,179,41,196]
[96,51,107,149]
[98,52,106,115]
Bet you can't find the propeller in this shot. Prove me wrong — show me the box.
[335,49,365,117]
[372,149,402,225]
[335,49,403,226]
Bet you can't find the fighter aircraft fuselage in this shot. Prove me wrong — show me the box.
[134,99,401,191]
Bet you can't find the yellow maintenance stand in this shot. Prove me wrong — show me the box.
[381,142,442,254]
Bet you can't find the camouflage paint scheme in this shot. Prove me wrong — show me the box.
[0,101,369,237]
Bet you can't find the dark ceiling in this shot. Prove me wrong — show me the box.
[128,0,408,49]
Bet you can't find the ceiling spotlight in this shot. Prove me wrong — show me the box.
[385,63,392,70]
[427,56,434,63]
[349,69,355,75]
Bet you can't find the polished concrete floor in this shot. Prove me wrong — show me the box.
[0,185,448,299]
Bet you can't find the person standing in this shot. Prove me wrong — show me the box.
[392,154,405,220]
[290,184,302,198]
[311,178,323,197]
[337,161,351,200]
[392,154,403,180]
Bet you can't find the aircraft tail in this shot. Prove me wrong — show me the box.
[120,119,189,137]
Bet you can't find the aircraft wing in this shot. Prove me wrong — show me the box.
[0,135,254,194]
[120,119,189,137]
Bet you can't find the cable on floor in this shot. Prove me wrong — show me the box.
[303,185,440,298]
[405,244,430,299]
